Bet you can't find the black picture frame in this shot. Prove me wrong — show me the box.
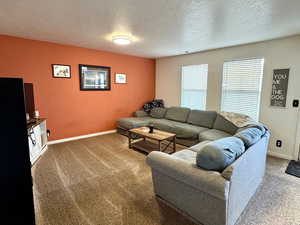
[52,64,71,78]
[79,64,111,91]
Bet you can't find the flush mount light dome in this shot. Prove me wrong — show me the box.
[112,35,132,45]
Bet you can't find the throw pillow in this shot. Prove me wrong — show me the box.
[234,128,263,148]
[196,137,245,172]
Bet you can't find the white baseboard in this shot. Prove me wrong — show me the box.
[48,130,117,145]
[267,151,294,160]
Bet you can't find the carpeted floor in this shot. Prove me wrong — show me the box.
[32,133,300,225]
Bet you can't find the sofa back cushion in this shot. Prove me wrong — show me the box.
[187,110,217,128]
[234,127,263,148]
[196,137,245,172]
[165,107,191,122]
[134,110,148,117]
[150,107,167,119]
[213,114,238,135]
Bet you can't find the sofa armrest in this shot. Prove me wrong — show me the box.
[222,131,270,225]
[134,110,148,117]
[222,131,270,181]
[146,151,229,200]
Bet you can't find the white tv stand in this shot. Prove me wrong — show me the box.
[27,119,48,165]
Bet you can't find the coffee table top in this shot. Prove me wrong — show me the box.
[129,127,176,141]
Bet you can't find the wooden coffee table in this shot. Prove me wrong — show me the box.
[128,127,176,154]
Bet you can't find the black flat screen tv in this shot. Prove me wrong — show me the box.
[24,83,35,120]
[0,78,36,224]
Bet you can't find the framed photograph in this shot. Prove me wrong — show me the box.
[115,73,127,84]
[52,64,71,78]
[79,64,111,91]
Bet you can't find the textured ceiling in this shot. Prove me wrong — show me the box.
[0,0,300,58]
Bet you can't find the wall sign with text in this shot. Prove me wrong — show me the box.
[270,68,290,107]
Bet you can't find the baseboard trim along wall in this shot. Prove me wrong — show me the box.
[267,151,294,160]
[48,130,117,145]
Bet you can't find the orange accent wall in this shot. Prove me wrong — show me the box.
[0,35,155,141]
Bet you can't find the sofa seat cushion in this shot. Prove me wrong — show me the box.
[152,119,208,139]
[173,150,197,163]
[117,117,154,130]
[172,123,208,139]
[196,137,245,172]
[151,119,175,132]
[187,110,217,128]
[165,107,191,122]
[199,129,231,141]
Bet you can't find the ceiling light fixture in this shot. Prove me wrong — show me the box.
[112,35,132,45]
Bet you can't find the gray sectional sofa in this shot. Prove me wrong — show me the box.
[117,106,270,225]
[146,131,270,225]
[117,107,238,146]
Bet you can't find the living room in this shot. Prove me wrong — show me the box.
[1,0,300,225]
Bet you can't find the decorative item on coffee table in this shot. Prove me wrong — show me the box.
[148,124,154,133]
[128,127,176,154]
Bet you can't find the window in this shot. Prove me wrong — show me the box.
[221,58,264,121]
[181,64,208,110]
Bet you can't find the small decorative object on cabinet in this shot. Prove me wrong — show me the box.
[28,119,48,165]
[34,110,40,119]
[115,73,127,84]
[52,64,71,78]
[79,64,111,90]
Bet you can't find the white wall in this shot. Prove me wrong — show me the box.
[156,35,300,160]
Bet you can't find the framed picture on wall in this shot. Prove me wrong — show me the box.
[115,73,127,84]
[52,64,71,78]
[79,64,111,91]
[270,68,290,108]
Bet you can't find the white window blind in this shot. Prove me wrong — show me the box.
[181,64,208,110]
[221,58,264,121]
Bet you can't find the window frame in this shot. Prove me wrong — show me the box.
[180,64,209,110]
[220,57,265,121]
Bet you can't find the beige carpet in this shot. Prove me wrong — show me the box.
[32,133,300,225]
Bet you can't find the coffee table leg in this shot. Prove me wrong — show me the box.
[128,132,132,149]
[173,136,176,153]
